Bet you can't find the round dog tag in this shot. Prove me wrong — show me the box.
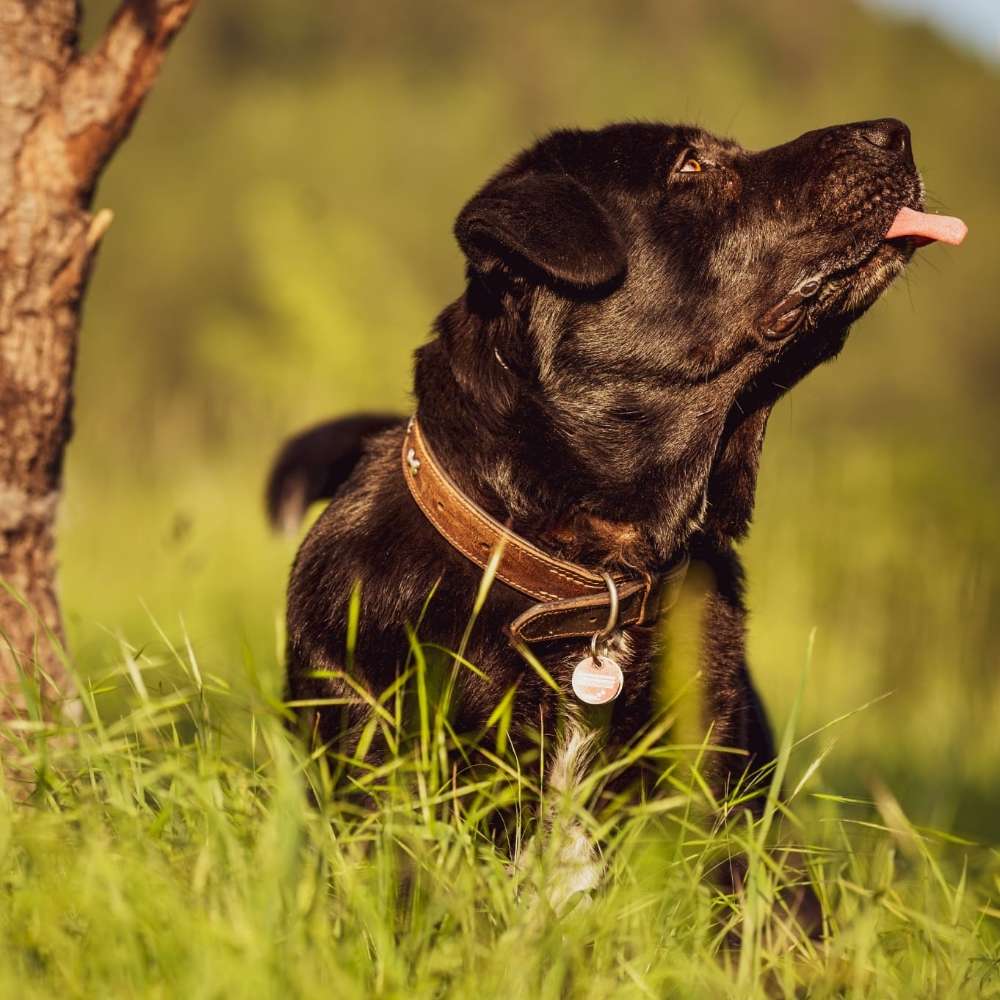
[571,655,623,705]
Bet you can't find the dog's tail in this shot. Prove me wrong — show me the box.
[266,413,401,534]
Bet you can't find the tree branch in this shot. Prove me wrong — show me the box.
[60,0,197,193]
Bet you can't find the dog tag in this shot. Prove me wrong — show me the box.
[571,655,623,705]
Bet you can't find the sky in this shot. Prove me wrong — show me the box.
[866,0,1000,60]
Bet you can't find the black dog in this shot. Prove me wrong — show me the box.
[268,119,962,915]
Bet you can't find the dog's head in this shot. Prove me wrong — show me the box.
[438,120,963,559]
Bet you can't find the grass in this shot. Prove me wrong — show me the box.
[43,421,1000,997]
[38,7,998,987]
[1,605,999,999]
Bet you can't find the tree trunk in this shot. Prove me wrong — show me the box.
[0,0,196,719]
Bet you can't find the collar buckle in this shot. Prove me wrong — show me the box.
[401,414,690,646]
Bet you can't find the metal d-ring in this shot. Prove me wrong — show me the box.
[589,571,620,660]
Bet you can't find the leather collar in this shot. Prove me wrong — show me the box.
[402,416,689,645]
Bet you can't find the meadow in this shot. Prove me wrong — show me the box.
[2,0,998,995]
[1,601,998,998]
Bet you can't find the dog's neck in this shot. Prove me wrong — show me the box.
[412,296,716,572]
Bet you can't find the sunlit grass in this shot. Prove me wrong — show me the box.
[1,615,997,999]
[14,2,995,994]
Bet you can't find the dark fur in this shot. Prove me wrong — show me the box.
[271,119,921,899]
[266,413,399,533]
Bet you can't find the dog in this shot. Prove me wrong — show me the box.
[267,119,964,921]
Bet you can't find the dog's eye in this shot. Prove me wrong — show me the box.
[766,307,805,339]
[671,149,707,177]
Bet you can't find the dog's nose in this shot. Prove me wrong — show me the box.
[855,118,912,159]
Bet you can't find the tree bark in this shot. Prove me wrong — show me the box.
[0,0,196,719]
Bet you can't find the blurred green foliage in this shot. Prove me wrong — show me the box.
[63,1,999,833]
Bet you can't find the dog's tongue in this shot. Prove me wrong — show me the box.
[884,206,967,246]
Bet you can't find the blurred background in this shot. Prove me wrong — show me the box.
[66,1,998,835]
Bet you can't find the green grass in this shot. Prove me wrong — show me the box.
[2,610,998,999]
[4,4,992,994]
[27,6,997,989]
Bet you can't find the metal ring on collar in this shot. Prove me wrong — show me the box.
[589,571,620,659]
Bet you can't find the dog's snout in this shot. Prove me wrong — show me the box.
[855,117,912,159]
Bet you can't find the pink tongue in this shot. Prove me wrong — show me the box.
[884,206,967,246]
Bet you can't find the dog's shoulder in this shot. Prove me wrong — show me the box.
[285,421,472,647]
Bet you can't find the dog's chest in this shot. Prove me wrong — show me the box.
[545,512,651,568]
[551,626,653,710]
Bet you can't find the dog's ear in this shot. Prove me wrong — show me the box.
[703,405,772,543]
[455,172,627,290]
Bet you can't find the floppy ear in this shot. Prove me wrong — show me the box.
[703,405,772,543]
[455,172,627,290]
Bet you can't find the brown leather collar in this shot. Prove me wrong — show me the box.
[402,416,689,645]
